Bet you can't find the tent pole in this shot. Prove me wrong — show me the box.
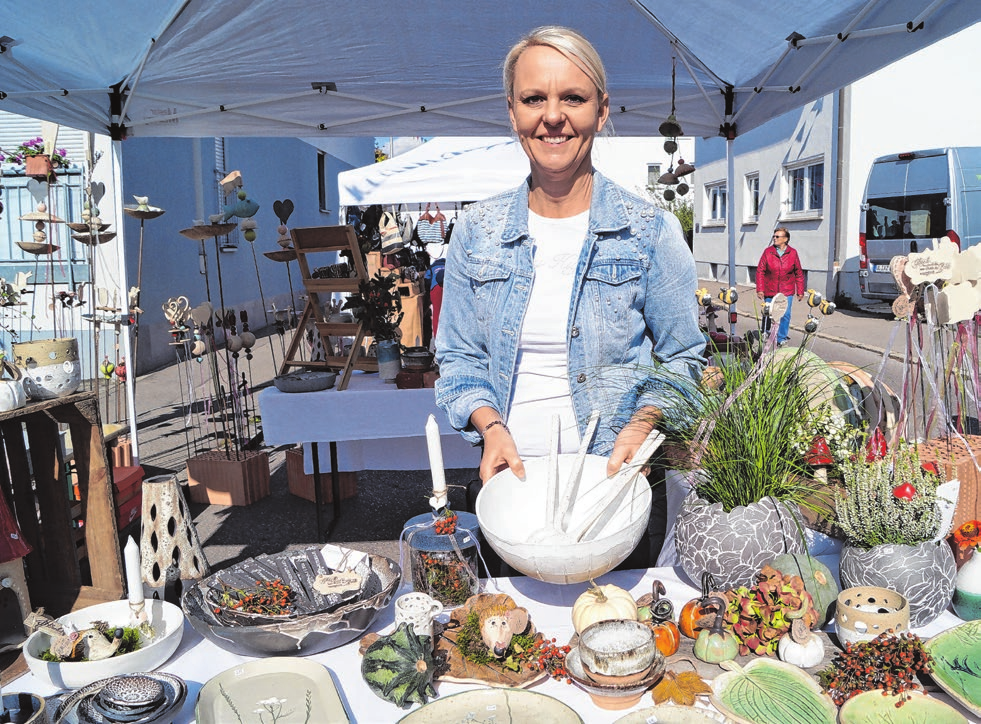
[726,137,736,339]
[111,140,140,464]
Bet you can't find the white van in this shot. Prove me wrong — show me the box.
[858,147,981,301]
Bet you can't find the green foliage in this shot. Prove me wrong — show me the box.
[646,186,693,242]
[834,444,947,548]
[341,271,403,340]
[669,348,826,512]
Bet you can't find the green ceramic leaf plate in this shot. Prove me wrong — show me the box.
[925,618,981,717]
[839,690,967,723]
[710,658,837,724]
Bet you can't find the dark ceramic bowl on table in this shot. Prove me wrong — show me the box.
[401,347,434,371]
[181,545,401,656]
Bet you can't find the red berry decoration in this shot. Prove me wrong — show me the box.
[433,510,458,535]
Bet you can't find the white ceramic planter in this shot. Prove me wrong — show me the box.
[13,337,82,400]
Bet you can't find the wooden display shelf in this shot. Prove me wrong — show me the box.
[0,389,124,616]
[281,225,377,390]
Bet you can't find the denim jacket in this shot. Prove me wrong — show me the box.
[434,171,706,456]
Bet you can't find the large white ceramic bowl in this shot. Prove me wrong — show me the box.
[24,599,184,690]
[476,454,651,584]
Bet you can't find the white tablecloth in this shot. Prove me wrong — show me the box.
[259,372,480,472]
[9,567,975,723]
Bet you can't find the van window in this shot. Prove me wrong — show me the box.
[866,193,946,240]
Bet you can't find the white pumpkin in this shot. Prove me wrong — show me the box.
[0,361,26,412]
[572,583,638,634]
[777,618,825,668]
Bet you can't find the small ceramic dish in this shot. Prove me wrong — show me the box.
[273,370,336,393]
[52,672,187,724]
[578,619,656,677]
[565,645,664,711]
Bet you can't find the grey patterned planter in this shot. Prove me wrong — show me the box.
[839,540,955,627]
[675,492,806,591]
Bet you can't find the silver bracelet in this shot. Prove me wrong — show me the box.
[480,419,510,437]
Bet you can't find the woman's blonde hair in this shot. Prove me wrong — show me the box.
[503,26,608,100]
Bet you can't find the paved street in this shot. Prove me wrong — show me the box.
[125,281,913,572]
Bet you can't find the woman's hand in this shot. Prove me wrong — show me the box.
[479,424,526,484]
[471,407,526,484]
[607,406,661,477]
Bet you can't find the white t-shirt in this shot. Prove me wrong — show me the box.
[507,209,588,457]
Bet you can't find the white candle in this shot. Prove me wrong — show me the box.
[426,414,447,510]
[124,536,143,605]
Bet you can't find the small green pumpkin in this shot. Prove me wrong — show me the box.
[693,597,739,664]
[769,553,838,628]
[361,622,436,709]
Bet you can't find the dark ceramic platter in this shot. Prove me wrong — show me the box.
[181,545,401,657]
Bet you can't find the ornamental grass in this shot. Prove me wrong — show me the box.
[668,348,841,513]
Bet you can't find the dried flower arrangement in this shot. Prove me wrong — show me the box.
[834,443,947,548]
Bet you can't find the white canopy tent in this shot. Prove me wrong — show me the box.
[337,137,686,207]
[0,1,974,142]
[1,1,976,459]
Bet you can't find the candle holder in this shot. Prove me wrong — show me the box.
[836,586,910,646]
[404,511,481,609]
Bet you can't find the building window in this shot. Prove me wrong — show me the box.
[745,174,760,222]
[705,182,727,224]
[318,151,329,213]
[647,163,661,188]
[784,159,824,215]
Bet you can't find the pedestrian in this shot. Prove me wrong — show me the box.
[756,227,805,346]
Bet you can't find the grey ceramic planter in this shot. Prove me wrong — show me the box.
[675,493,807,591]
[839,540,955,627]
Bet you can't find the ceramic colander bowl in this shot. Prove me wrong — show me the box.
[476,454,651,584]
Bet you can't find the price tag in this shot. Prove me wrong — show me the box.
[313,570,362,595]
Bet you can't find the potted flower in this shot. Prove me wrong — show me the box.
[342,271,403,381]
[668,348,850,590]
[835,443,956,626]
[952,519,981,620]
[12,138,70,180]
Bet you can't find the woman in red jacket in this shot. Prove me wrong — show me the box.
[755,227,805,346]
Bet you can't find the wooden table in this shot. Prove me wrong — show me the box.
[0,388,124,615]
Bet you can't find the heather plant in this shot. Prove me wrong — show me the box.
[834,444,947,548]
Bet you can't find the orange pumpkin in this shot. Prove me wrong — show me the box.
[679,571,717,639]
[639,580,682,657]
[652,618,681,656]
